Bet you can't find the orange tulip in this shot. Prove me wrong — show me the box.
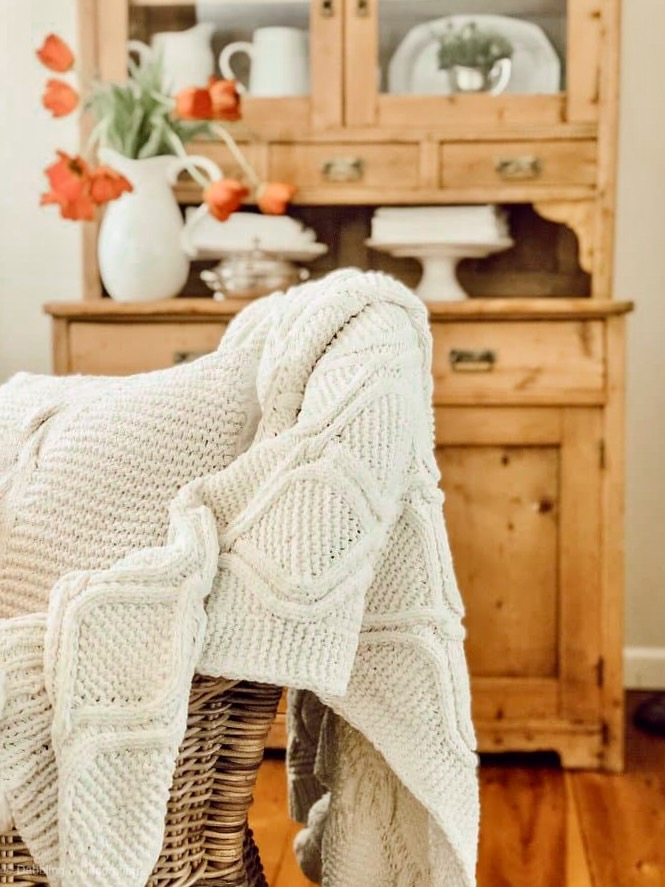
[257,182,296,215]
[204,179,248,222]
[36,34,75,73]
[175,87,213,120]
[41,190,96,221]
[90,166,133,205]
[41,151,95,221]
[44,151,90,201]
[208,78,241,122]
[42,78,79,117]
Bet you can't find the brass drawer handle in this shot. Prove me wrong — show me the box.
[449,349,497,372]
[173,350,211,365]
[321,0,335,17]
[494,156,543,181]
[356,0,370,15]
[321,157,365,183]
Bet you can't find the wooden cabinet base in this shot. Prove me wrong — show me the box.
[44,297,631,771]
[478,722,608,771]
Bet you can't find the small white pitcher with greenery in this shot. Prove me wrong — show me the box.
[437,22,513,95]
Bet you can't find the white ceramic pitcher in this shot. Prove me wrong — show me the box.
[219,27,309,97]
[98,148,222,302]
[130,23,215,95]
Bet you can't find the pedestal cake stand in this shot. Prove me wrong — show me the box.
[366,239,514,302]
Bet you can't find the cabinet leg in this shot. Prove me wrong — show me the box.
[556,739,605,771]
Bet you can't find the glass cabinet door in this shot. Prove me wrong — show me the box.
[97,1,343,133]
[345,0,607,128]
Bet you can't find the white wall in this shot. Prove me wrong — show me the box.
[0,1,663,682]
[615,0,665,685]
[0,0,82,381]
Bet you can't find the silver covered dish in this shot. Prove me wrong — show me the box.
[200,244,310,300]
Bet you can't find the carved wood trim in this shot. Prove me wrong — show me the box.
[533,201,595,276]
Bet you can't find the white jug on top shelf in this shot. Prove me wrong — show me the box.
[133,23,216,95]
[219,27,309,97]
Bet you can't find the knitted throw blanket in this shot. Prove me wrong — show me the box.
[0,270,479,886]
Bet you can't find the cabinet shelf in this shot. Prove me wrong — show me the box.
[43,299,632,322]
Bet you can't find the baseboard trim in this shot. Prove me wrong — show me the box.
[624,646,665,689]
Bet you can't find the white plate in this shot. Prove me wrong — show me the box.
[193,243,329,263]
[182,209,326,261]
[366,238,514,257]
[388,14,561,95]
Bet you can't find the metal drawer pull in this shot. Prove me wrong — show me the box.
[449,349,497,372]
[356,0,370,15]
[173,350,211,365]
[321,0,335,17]
[321,157,365,182]
[494,155,543,180]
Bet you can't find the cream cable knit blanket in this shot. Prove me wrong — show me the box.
[0,270,479,886]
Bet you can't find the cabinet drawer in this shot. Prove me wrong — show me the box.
[269,143,420,190]
[431,321,605,405]
[440,141,597,189]
[68,322,228,375]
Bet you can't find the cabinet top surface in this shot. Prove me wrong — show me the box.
[44,298,633,322]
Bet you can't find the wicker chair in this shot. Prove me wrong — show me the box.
[0,677,282,886]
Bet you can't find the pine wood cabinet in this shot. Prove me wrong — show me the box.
[44,299,631,769]
[49,0,629,767]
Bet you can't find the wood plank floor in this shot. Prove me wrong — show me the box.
[248,692,665,887]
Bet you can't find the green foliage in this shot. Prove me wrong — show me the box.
[437,22,513,71]
[85,53,210,159]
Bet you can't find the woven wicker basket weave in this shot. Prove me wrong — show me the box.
[0,677,282,887]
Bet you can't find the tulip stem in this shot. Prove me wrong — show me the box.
[211,124,261,190]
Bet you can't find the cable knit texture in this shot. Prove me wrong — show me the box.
[0,270,478,887]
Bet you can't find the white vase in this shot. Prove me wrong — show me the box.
[97,147,221,303]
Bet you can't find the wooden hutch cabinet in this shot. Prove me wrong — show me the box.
[47,0,630,769]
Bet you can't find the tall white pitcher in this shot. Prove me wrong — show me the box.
[97,148,222,302]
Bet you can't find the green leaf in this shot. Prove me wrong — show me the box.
[123,106,147,158]
[138,119,167,158]
[84,49,206,158]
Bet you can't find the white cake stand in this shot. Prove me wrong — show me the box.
[366,239,514,302]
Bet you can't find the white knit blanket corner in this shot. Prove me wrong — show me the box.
[0,269,479,887]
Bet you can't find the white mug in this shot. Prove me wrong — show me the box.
[219,27,309,97]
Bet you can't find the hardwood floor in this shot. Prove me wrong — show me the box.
[248,692,665,887]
